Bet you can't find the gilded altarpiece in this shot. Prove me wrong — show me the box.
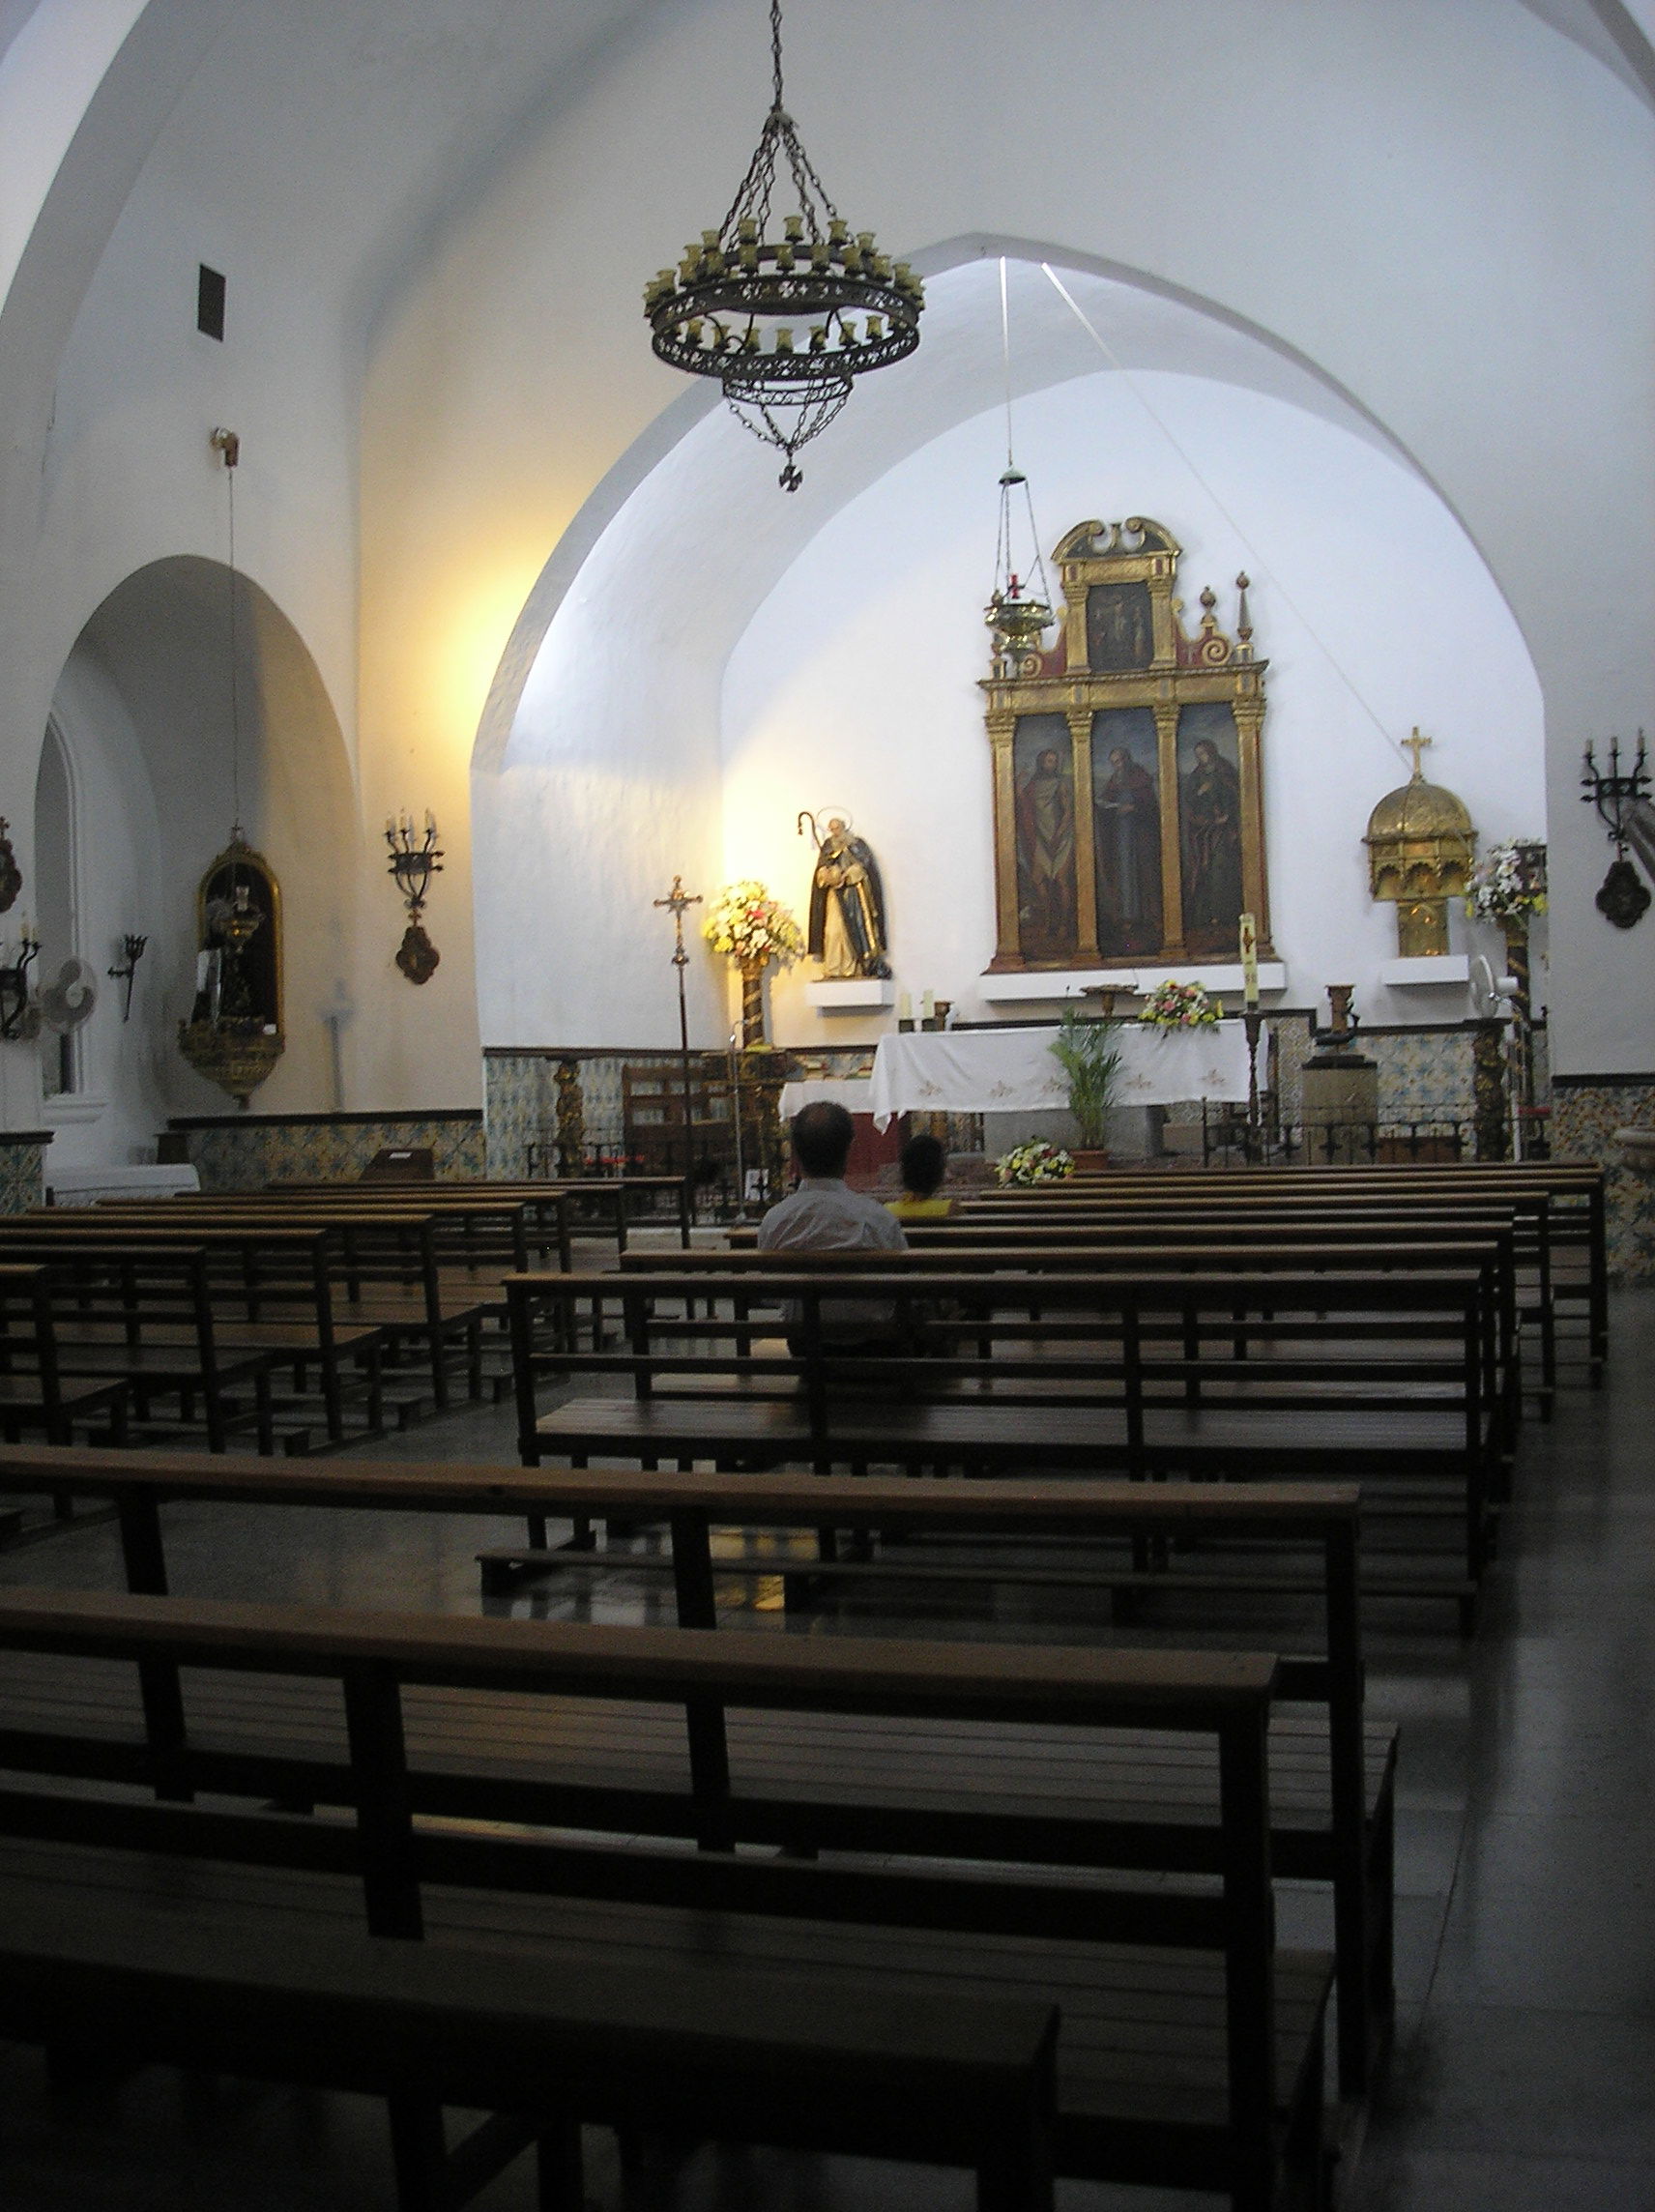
[983,518,1273,971]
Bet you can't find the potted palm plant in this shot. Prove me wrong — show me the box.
[1048,1007,1123,1171]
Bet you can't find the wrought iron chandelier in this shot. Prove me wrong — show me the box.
[643,0,922,491]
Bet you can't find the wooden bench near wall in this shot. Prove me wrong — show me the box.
[0,1582,1330,2210]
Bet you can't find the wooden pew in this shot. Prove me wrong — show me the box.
[507,1263,1499,1599]
[271,1171,696,1256]
[678,1223,1524,1451]
[35,1244,276,1452]
[0,1221,382,1447]
[948,1190,1553,1410]
[0,1263,130,1448]
[965,1160,1607,1381]
[0,1441,1390,2098]
[0,1585,1329,2208]
[0,1878,1059,2212]
[86,1199,497,1411]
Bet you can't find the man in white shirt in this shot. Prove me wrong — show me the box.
[757,1102,909,1257]
[757,1101,907,1352]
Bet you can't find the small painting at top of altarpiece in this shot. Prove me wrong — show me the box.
[983,515,1271,974]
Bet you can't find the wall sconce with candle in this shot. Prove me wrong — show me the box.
[107,934,148,1022]
[0,918,40,1040]
[386,811,443,984]
[1581,730,1651,929]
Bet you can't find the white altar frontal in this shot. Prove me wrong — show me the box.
[867,1023,1250,1130]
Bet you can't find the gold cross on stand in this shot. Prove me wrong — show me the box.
[1403,727,1433,779]
[654,875,702,971]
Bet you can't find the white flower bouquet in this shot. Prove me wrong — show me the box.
[995,1139,1076,1186]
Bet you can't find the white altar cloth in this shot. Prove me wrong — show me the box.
[777,1077,877,1120]
[867,1024,1250,1130]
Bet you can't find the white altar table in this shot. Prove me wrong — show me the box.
[867,1023,1250,1130]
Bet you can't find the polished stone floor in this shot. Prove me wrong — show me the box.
[0,1290,1652,2207]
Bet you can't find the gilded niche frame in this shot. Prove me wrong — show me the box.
[982,517,1273,972]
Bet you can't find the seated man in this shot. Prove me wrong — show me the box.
[758,1100,908,1356]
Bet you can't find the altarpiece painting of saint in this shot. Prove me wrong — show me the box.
[1012,715,1078,959]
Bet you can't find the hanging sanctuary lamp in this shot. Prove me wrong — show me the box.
[642,0,923,491]
[984,262,1055,675]
[176,427,285,1109]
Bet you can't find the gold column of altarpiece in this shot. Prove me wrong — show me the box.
[983,517,1272,973]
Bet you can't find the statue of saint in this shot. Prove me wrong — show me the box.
[804,814,890,978]
[1180,736,1244,948]
[1094,743,1162,954]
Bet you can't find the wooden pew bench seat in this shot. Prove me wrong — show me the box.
[0,1862,1060,2212]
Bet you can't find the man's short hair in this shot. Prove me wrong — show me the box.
[792,1100,856,1178]
[899,1132,946,1199]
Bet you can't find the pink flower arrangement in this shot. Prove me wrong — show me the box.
[1138,978,1220,1029]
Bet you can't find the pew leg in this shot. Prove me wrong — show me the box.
[535,2113,583,2209]
[386,2092,448,2212]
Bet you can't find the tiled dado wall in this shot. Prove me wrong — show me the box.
[0,1130,48,1212]
[1553,1077,1655,1281]
[169,1111,485,1191]
[1266,1015,1540,1134]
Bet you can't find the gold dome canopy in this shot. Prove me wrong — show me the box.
[1364,730,1477,956]
[1366,770,1474,845]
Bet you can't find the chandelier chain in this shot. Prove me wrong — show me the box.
[770,0,784,111]
[225,459,242,840]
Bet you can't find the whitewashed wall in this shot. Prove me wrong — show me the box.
[719,370,1546,1048]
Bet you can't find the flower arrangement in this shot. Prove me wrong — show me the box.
[1138,978,1220,1029]
[1465,841,1548,924]
[995,1139,1075,1186]
[702,880,805,968]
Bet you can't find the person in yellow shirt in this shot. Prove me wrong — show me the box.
[886,1133,952,1222]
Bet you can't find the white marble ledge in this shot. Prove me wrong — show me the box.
[1378,956,1471,986]
[803,979,896,1011]
[982,963,1286,1003]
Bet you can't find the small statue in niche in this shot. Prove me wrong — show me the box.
[798,811,890,978]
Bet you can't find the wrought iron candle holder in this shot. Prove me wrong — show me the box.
[1581,730,1651,929]
[107,933,148,1022]
[0,924,41,1040]
[386,812,443,984]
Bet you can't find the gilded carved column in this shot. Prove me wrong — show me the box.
[1068,708,1100,958]
[1234,696,1271,952]
[989,715,1021,963]
[1153,700,1186,955]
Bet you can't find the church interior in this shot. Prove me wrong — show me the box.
[0,0,1651,2205]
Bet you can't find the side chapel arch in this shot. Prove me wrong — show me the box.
[984,517,1271,973]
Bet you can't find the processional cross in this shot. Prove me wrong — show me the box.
[654,877,703,1199]
[1403,727,1433,779]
